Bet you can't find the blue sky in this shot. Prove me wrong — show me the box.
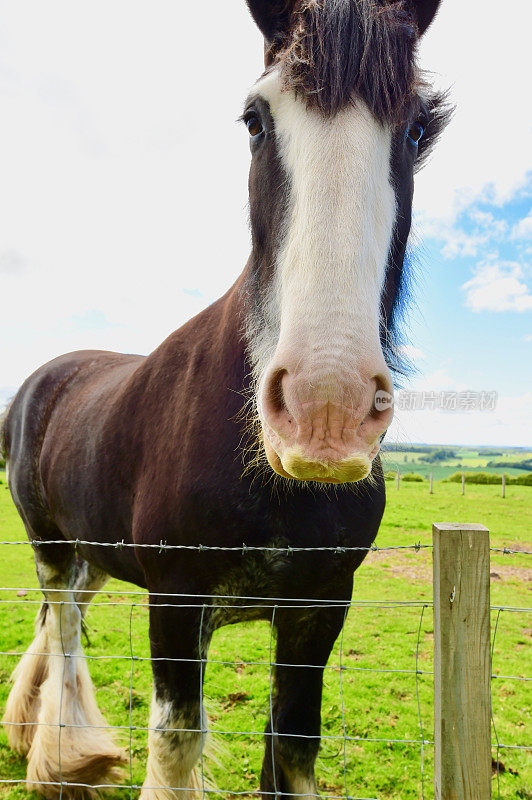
[411,186,532,396]
[385,181,532,445]
[0,1,530,447]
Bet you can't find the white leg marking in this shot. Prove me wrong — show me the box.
[141,694,207,800]
[288,772,319,800]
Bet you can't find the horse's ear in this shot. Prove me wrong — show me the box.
[245,0,295,46]
[408,0,442,36]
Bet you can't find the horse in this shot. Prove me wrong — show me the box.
[1,1,450,797]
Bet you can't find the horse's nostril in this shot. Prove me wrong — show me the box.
[374,370,394,398]
[264,368,288,416]
[372,390,394,417]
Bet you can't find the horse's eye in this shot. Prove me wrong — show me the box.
[246,115,263,138]
[407,122,424,145]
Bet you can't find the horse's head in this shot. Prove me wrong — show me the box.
[243,0,449,484]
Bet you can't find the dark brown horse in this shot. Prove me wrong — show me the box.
[2,1,450,797]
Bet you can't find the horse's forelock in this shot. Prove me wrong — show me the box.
[274,0,419,120]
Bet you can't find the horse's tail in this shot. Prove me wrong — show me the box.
[0,401,10,462]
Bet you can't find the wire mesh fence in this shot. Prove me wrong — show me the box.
[0,537,530,800]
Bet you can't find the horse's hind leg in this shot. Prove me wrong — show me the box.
[74,561,110,618]
[2,553,106,755]
[4,542,126,799]
[2,598,51,755]
[2,538,73,756]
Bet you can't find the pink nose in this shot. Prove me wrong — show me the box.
[259,361,394,482]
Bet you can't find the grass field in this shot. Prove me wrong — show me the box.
[381,445,532,480]
[0,472,530,800]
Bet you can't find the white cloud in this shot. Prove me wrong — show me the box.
[0,2,264,390]
[440,228,487,260]
[469,211,508,239]
[512,210,532,241]
[398,345,426,362]
[462,261,532,313]
[409,368,467,393]
[0,250,27,274]
[399,344,426,361]
[414,204,510,259]
[414,0,531,224]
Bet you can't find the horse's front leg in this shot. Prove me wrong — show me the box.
[141,595,212,800]
[260,605,347,800]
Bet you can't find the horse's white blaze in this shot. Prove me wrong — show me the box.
[251,69,395,392]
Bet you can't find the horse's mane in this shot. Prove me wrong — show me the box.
[274,0,419,120]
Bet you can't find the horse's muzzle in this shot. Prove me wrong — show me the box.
[258,363,393,484]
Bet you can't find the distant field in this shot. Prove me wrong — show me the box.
[0,473,530,800]
[381,445,532,480]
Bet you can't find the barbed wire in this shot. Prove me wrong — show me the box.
[0,538,530,554]
[0,539,429,553]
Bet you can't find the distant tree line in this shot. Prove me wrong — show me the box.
[487,459,532,471]
[381,445,458,462]
[419,449,456,463]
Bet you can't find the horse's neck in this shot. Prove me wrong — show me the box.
[134,268,252,401]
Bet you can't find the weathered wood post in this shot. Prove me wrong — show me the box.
[430,472,434,494]
[433,523,491,800]
[502,474,506,498]
[396,470,400,490]
[462,472,465,495]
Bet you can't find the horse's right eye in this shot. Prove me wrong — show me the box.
[407,121,424,145]
[246,115,263,138]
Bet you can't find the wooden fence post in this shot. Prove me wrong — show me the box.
[433,523,491,800]
[396,470,400,490]
[430,472,434,494]
[462,472,465,495]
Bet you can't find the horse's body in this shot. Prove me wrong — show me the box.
[7,280,381,591]
[2,1,449,798]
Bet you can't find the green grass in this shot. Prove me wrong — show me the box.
[0,472,530,800]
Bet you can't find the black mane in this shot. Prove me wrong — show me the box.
[275,0,419,120]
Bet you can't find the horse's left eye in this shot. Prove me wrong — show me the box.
[407,122,424,145]
[246,115,263,138]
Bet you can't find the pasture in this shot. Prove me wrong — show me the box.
[0,473,530,799]
[381,445,532,480]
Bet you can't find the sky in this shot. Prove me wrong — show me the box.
[0,0,530,447]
